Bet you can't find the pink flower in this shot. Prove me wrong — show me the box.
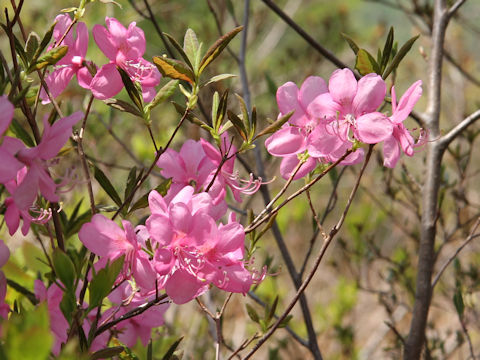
[79,214,157,292]
[11,112,82,209]
[34,281,69,355]
[0,97,24,185]
[40,15,91,103]
[383,80,423,168]
[157,139,216,200]
[107,283,168,347]
[146,187,257,304]
[309,69,393,145]
[91,17,161,101]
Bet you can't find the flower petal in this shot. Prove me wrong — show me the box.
[299,76,328,109]
[0,96,14,136]
[265,126,306,156]
[383,135,400,168]
[352,73,386,115]
[92,24,117,61]
[276,82,305,125]
[89,63,124,100]
[355,112,393,144]
[390,80,422,124]
[279,155,317,180]
[328,68,357,108]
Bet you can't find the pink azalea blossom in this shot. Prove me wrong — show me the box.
[79,214,157,292]
[146,187,257,304]
[0,97,24,184]
[4,168,51,236]
[383,80,423,168]
[40,14,91,104]
[34,281,69,356]
[308,69,393,145]
[107,282,168,347]
[91,17,161,101]
[11,112,82,209]
[265,76,365,179]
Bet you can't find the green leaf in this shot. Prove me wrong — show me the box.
[128,178,172,213]
[89,347,124,360]
[161,337,183,360]
[184,28,200,69]
[3,303,52,360]
[453,290,465,317]
[28,45,68,73]
[265,296,278,324]
[278,315,293,329]
[199,26,243,74]
[60,289,76,324]
[227,110,247,141]
[146,79,179,112]
[103,98,143,117]
[93,165,122,207]
[211,91,220,132]
[52,248,76,290]
[88,257,124,309]
[163,32,194,70]
[172,102,208,129]
[382,34,420,79]
[254,110,294,140]
[341,33,359,55]
[246,304,260,323]
[124,166,138,208]
[153,56,195,83]
[32,21,56,64]
[25,32,40,62]
[380,27,394,72]
[355,49,380,75]
[117,67,143,111]
[10,119,35,147]
[202,73,237,87]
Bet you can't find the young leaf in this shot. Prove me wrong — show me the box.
[246,304,260,323]
[355,49,380,75]
[227,110,247,141]
[161,337,184,360]
[265,296,279,324]
[153,56,195,83]
[145,79,179,112]
[453,290,465,317]
[341,33,360,55]
[60,289,76,324]
[163,32,193,70]
[382,34,420,79]
[28,45,68,73]
[93,165,122,207]
[202,73,237,87]
[172,102,208,129]
[10,119,35,147]
[211,91,220,132]
[254,110,294,140]
[380,27,394,72]
[52,248,76,290]
[117,67,143,111]
[184,28,200,68]
[90,347,124,360]
[128,179,172,213]
[199,26,243,74]
[103,98,143,118]
[278,314,293,329]
[123,166,138,208]
[32,21,56,64]
[25,32,40,62]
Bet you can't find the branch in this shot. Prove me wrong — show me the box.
[438,109,480,149]
[431,216,480,288]
[242,145,373,359]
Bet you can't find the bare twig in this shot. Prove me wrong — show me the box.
[431,217,480,288]
[242,145,373,359]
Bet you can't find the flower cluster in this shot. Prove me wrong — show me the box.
[0,96,82,235]
[41,15,161,103]
[265,68,423,179]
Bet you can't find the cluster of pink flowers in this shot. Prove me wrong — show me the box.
[41,15,160,103]
[79,185,263,306]
[0,96,82,235]
[265,68,423,179]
